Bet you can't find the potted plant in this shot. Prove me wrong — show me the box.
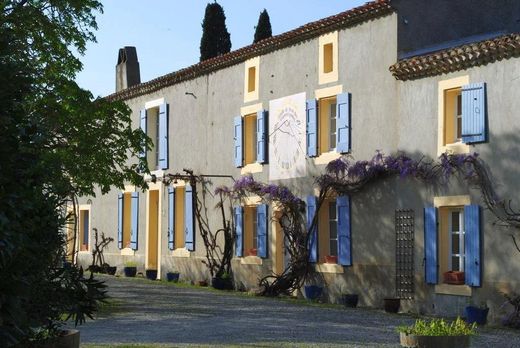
[443,271,465,285]
[248,248,257,256]
[384,298,401,313]
[465,302,489,325]
[502,292,520,328]
[146,269,158,280]
[212,271,233,290]
[397,317,476,348]
[166,271,180,282]
[123,261,137,277]
[342,294,359,308]
[196,280,208,287]
[304,285,323,300]
[325,255,338,264]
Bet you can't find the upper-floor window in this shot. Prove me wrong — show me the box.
[244,57,260,103]
[319,96,337,154]
[233,109,267,168]
[140,100,169,171]
[318,31,338,85]
[438,77,487,155]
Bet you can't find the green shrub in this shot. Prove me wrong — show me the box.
[397,317,477,336]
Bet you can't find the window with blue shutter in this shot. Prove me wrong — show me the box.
[130,192,139,250]
[256,110,268,164]
[184,184,194,251]
[464,205,481,287]
[117,193,123,249]
[337,195,352,266]
[140,109,147,162]
[234,206,244,257]
[168,187,175,250]
[306,99,318,157]
[234,116,243,167]
[257,204,268,258]
[307,195,317,262]
[158,103,169,169]
[424,207,438,284]
[462,82,487,144]
[336,93,351,153]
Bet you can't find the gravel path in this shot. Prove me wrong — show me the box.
[79,275,520,347]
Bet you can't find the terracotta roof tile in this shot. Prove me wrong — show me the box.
[389,33,520,81]
[106,0,393,101]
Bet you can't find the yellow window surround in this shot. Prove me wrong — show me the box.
[244,57,260,103]
[318,31,338,85]
[437,75,470,156]
[313,85,343,163]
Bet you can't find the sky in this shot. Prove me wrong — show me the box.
[75,1,368,97]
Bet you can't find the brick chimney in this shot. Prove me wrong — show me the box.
[116,46,141,92]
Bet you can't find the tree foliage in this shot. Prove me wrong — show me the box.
[0,1,149,345]
[253,9,272,43]
[199,2,232,61]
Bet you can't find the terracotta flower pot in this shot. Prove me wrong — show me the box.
[248,248,257,256]
[443,271,465,285]
[325,255,338,264]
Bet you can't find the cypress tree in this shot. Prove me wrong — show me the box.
[199,2,232,61]
[253,9,272,44]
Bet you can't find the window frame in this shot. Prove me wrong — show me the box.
[244,57,260,103]
[448,208,465,272]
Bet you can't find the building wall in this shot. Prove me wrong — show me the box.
[76,8,520,323]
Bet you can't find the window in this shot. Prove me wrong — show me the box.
[308,195,351,266]
[323,43,333,74]
[118,191,139,250]
[318,31,338,85]
[438,77,487,155]
[244,113,257,165]
[425,199,481,288]
[248,67,256,93]
[140,101,169,170]
[244,57,259,102]
[168,184,195,251]
[443,88,462,145]
[307,90,350,158]
[233,108,267,168]
[448,209,465,272]
[234,204,268,258]
[318,96,337,155]
[244,206,257,256]
[79,208,90,251]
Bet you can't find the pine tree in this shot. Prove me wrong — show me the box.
[199,2,232,61]
[253,9,272,44]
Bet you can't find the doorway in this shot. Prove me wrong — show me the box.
[147,190,159,270]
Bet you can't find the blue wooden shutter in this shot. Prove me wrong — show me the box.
[234,116,243,167]
[336,93,351,153]
[337,195,352,266]
[306,99,318,157]
[257,204,268,258]
[184,184,195,251]
[307,195,317,263]
[139,109,147,162]
[158,103,169,169]
[117,193,123,249]
[168,187,175,250]
[256,110,268,164]
[462,82,487,143]
[464,205,481,287]
[130,192,139,250]
[234,206,244,257]
[424,207,438,284]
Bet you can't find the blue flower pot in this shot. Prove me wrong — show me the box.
[146,269,158,280]
[167,272,180,282]
[465,306,489,325]
[304,285,323,300]
[123,266,137,277]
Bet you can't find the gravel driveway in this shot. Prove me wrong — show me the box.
[79,275,520,347]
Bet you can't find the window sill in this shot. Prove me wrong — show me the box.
[241,162,262,175]
[438,142,470,156]
[434,283,472,297]
[78,250,90,254]
[315,263,344,274]
[171,248,190,258]
[240,256,263,265]
[121,247,135,256]
[314,151,341,165]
